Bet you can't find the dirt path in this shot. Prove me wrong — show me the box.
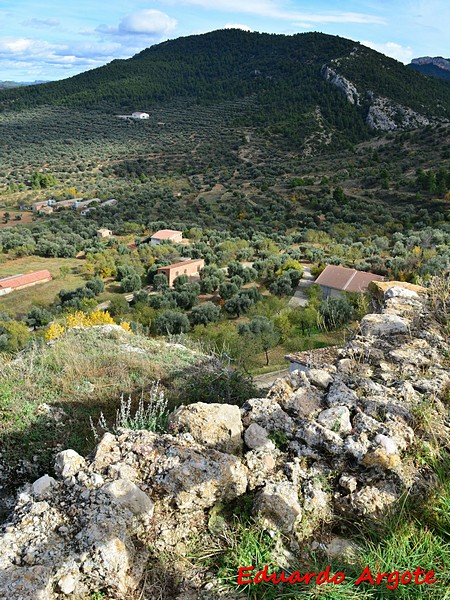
[253,368,289,390]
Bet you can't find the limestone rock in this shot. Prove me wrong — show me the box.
[245,448,278,489]
[361,313,410,337]
[241,397,296,436]
[374,434,398,455]
[32,474,58,498]
[317,406,352,434]
[278,384,323,419]
[102,479,154,517]
[168,402,243,455]
[362,448,401,470]
[306,369,334,389]
[339,484,398,517]
[254,481,302,534]
[299,422,344,454]
[90,432,121,471]
[384,286,419,300]
[58,573,77,595]
[339,474,358,493]
[0,566,53,599]
[326,380,358,408]
[54,450,86,479]
[244,423,273,450]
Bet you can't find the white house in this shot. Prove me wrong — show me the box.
[97,228,112,239]
[132,112,149,120]
[150,229,183,245]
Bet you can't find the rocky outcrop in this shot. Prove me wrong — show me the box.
[411,56,450,71]
[322,65,360,105]
[366,96,430,131]
[0,281,449,598]
[322,63,432,131]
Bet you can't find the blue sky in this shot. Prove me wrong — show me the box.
[0,0,449,80]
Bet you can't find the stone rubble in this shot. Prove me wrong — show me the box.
[0,280,449,598]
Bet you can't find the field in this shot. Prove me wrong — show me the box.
[0,256,87,316]
[0,210,32,227]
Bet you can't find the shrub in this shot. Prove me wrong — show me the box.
[91,381,169,438]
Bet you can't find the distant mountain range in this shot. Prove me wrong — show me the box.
[408,57,450,80]
[0,30,449,149]
[0,80,48,90]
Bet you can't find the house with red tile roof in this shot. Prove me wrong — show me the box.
[156,259,204,287]
[315,265,384,298]
[0,270,52,296]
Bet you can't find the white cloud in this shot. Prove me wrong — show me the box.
[98,10,177,37]
[224,23,252,31]
[163,0,385,24]
[0,36,119,78]
[361,40,414,64]
[119,10,177,35]
[22,18,60,29]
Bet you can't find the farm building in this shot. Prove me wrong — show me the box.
[315,265,384,298]
[97,228,112,239]
[32,200,51,212]
[53,199,77,210]
[151,229,183,245]
[156,259,204,288]
[0,270,52,296]
[132,112,149,120]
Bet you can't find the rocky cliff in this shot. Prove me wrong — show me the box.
[0,281,449,599]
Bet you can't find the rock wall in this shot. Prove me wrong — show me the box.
[0,282,449,598]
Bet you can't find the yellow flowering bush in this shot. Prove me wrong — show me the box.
[119,321,132,334]
[65,311,88,328]
[85,310,115,326]
[45,322,65,341]
[45,309,132,341]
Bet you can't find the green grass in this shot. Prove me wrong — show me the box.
[193,451,450,600]
[0,256,86,316]
[250,329,345,376]
[0,326,203,509]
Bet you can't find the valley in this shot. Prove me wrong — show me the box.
[0,28,449,600]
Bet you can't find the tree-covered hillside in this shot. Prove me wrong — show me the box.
[1,30,449,149]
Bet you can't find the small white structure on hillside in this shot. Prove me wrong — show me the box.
[132,111,149,120]
[151,229,183,245]
[97,228,112,239]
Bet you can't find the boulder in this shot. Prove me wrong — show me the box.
[241,397,296,436]
[168,402,243,455]
[306,369,334,389]
[317,406,352,434]
[54,449,86,479]
[32,474,58,499]
[254,481,302,534]
[102,479,154,517]
[326,380,359,408]
[278,384,323,419]
[244,423,273,450]
[360,314,410,337]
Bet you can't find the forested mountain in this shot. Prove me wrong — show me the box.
[1,30,449,147]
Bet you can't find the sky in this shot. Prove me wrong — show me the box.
[0,0,449,81]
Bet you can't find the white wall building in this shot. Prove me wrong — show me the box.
[132,112,149,120]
